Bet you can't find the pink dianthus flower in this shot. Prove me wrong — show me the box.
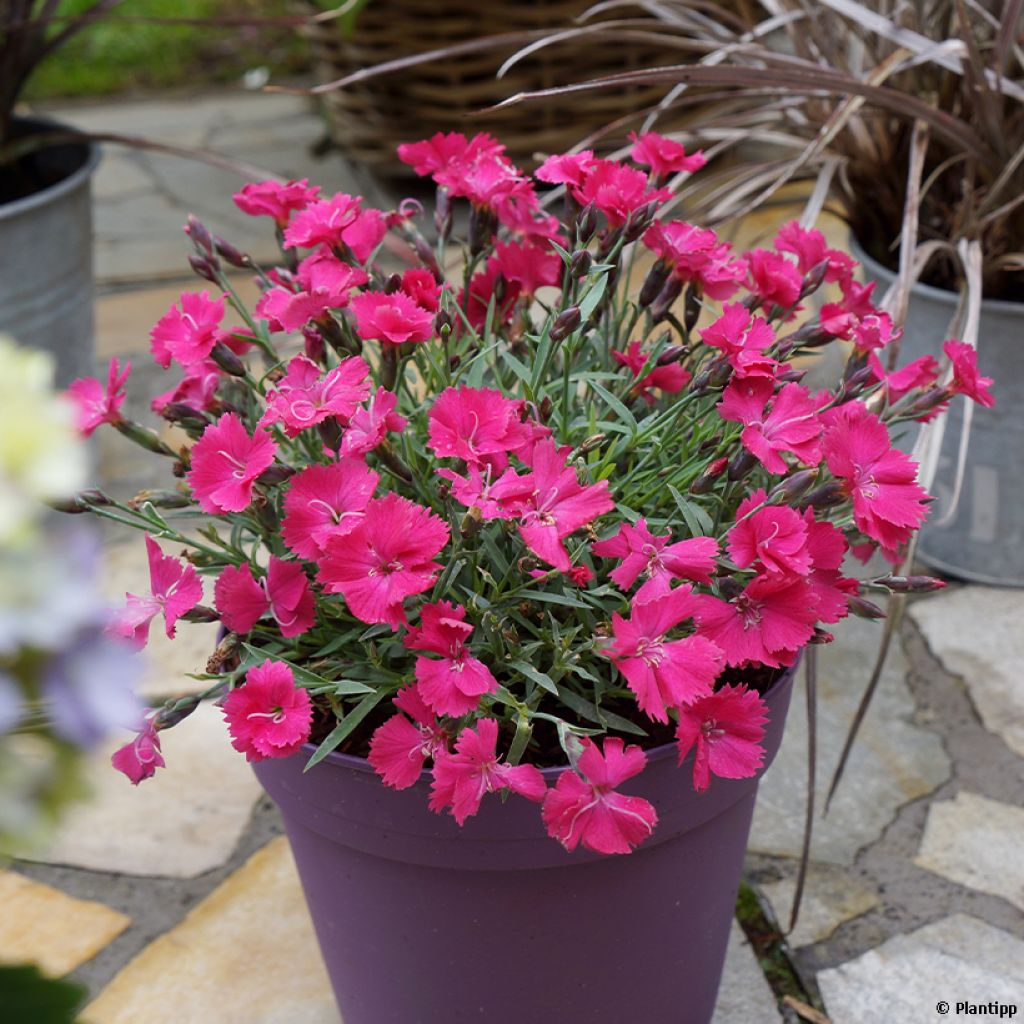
[222,659,312,762]
[542,737,657,855]
[430,718,546,825]
[675,684,768,792]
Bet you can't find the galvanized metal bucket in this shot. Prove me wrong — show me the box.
[0,117,100,387]
[855,242,1024,586]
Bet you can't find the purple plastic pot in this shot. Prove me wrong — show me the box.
[253,664,796,1024]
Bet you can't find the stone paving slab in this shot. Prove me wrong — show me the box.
[0,871,130,977]
[38,92,390,285]
[83,837,337,1024]
[910,586,1024,759]
[759,864,880,949]
[29,702,260,878]
[750,615,951,865]
[915,791,1024,913]
[817,914,1024,1024]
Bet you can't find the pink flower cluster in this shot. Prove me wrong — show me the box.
[86,131,993,855]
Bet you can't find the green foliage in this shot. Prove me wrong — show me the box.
[0,964,87,1024]
[23,0,306,101]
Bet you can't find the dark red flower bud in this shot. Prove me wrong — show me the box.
[185,215,215,257]
[210,341,247,378]
[303,327,326,364]
[800,481,845,510]
[188,254,218,283]
[549,306,582,342]
[161,402,210,430]
[650,277,683,323]
[690,456,729,493]
[384,273,403,294]
[256,464,295,487]
[727,449,758,482]
[848,594,887,620]
[435,309,453,335]
[127,489,191,510]
[800,258,830,299]
[870,574,947,593]
[639,260,671,308]
[683,286,703,333]
[50,489,112,514]
[656,345,687,367]
[214,236,251,268]
[570,249,592,279]
[576,203,599,242]
[317,418,343,453]
[769,469,818,503]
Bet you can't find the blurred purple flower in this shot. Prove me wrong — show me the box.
[41,628,142,749]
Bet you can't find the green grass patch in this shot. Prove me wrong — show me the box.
[24,0,307,100]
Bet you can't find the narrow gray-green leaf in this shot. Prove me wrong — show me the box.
[304,689,385,771]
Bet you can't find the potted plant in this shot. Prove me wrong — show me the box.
[488,0,1023,583]
[61,133,985,1023]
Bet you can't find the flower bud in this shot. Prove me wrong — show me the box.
[650,277,683,323]
[303,327,326,364]
[435,309,453,335]
[907,386,951,417]
[708,359,733,389]
[538,395,553,423]
[777,368,807,384]
[549,306,582,342]
[317,418,343,452]
[847,594,887,620]
[800,481,845,510]
[572,433,606,457]
[623,201,658,244]
[161,402,210,430]
[214,235,251,268]
[639,260,670,308]
[155,695,202,729]
[185,214,216,258]
[256,464,295,487]
[727,450,757,482]
[768,469,818,503]
[128,489,191,511]
[690,456,728,493]
[570,249,592,279]
[50,489,112,514]
[656,345,687,367]
[870,574,947,593]
[469,206,497,256]
[434,187,452,242]
[683,286,702,333]
[800,258,830,299]
[576,203,599,242]
[182,604,220,623]
[460,505,483,539]
[210,340,247,377]
[384,273,403,295]
[114,419,177,456]
[189,253,218,283]
[809,628,835,645]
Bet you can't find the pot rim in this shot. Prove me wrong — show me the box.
[296,658,799,781]
[850,232,1024,316]
[0,115,101,221]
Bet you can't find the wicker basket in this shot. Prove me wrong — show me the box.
[299,1,674,175]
